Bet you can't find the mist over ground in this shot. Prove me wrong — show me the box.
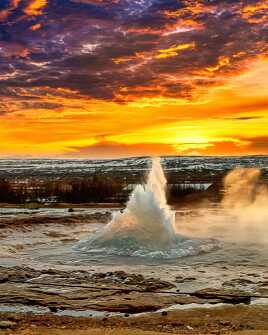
[179,168,268,246]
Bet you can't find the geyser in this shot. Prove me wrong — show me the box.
[76,158,217,258]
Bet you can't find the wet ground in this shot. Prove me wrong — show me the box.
[0,207,267,288]
[0,206,268,334]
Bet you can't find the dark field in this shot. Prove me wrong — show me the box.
[1,156,268,205]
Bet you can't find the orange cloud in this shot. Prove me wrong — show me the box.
[0,0,22,21]
[113,55,138,64]
[182,137,268,156]
[206,56,230,73]
[30,23,42,31]
[156,43,196,59]
[67,141,177,158]
[242,1,268,24]
[0,41,29,57]
[165,2,215,17]
[24,0,47,16]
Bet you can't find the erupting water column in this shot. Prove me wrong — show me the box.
[76,158,217,257]
[102,157,177,249]
[77,158,176,252]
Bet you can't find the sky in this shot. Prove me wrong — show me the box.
[0,0,267,158]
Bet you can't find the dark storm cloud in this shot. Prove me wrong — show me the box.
[0,0,267,108]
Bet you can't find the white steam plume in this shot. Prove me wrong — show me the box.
[179,168,268,246]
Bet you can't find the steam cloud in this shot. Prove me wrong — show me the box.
[180,168,268,246]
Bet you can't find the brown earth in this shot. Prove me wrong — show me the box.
[0,304,268,335]
[0,212,111,229]
[2,329,268,335]
[0,267,268,334]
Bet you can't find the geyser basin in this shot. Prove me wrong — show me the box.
[75,158,218,259]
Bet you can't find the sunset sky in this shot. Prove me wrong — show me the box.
[0,0,268,158]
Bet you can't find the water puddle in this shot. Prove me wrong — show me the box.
[1,299,267,320]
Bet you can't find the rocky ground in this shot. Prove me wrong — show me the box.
[0,209,112,257]
[0,211,112,228]
[0,266,256,313]
[0,210,268,334]
[0,266,268,334]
